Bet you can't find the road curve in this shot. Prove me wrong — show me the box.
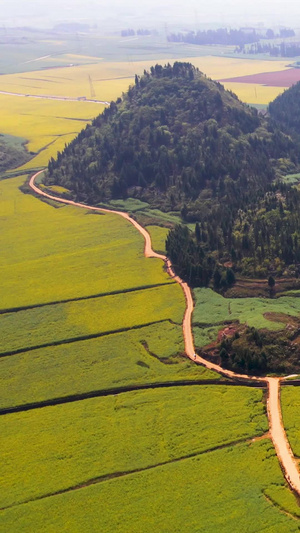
[29,170,300,496]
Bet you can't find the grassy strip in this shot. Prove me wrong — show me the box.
[281,386,300,457]
[146,225,169,254]
[264,485,300,519]
[0,283,184,355]
[0,281,175,315]
[1,440,298,532]
[0,386,267,509]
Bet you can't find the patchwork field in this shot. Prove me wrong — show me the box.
[0,283,184,355]
[220,68,300,87]
[0,322,220,410]
[2,37,300,532]
[1,439,298,532]
[221,82,285,106]
[1,386,267,509]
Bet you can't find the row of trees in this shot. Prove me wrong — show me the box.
[246,42,300,57]
[219,325,300,375]
[121,28,154,37]
[168,28,295,47]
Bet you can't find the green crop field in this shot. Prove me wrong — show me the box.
[0,322,220,410]
[192,288,300,348]
[0,283,184,354]
[1,386,267,509]
[1,439,298,532]
[146,225,169,254]
[0,177,178,309]
[281,386,300,457]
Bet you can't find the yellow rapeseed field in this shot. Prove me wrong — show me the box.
[0,177,176,309]
[0,56,290,104]
[221,81,287,105]
[0,95,104,167]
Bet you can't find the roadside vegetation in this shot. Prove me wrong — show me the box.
[281,386,300,457]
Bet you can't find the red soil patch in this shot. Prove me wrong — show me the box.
[217,324,239,342]
[219,68,300,87]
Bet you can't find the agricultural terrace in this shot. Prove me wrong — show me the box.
[0,175,218,411]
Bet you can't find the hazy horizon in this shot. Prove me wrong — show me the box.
[1,0,300,31]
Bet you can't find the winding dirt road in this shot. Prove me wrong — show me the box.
[29,170,300,496]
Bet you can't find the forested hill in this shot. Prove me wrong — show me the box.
[45,62,300,282]
[46,62,297,215]
[269,81,300,136]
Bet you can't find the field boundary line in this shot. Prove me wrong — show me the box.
[0,319,171,359]
[0,379,265,416]
[0,90,109,105]
[0,282,176,316]
[263,491,299,521]
[0,433,269,512]
[29,171,300,497]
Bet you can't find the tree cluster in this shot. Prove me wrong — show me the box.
[246,41,300,57]
[167,27,294,47]
[219,324,300,375]
[269,82,300,138]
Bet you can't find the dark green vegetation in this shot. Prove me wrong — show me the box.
[269,81,300,137]
[218,323,300,375]
[46,62,300,284]
[0,134,30,171]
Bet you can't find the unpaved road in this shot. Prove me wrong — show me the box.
[0,90,109,105]
[29,170,300,496]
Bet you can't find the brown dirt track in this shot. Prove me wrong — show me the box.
[29,170,300,497]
